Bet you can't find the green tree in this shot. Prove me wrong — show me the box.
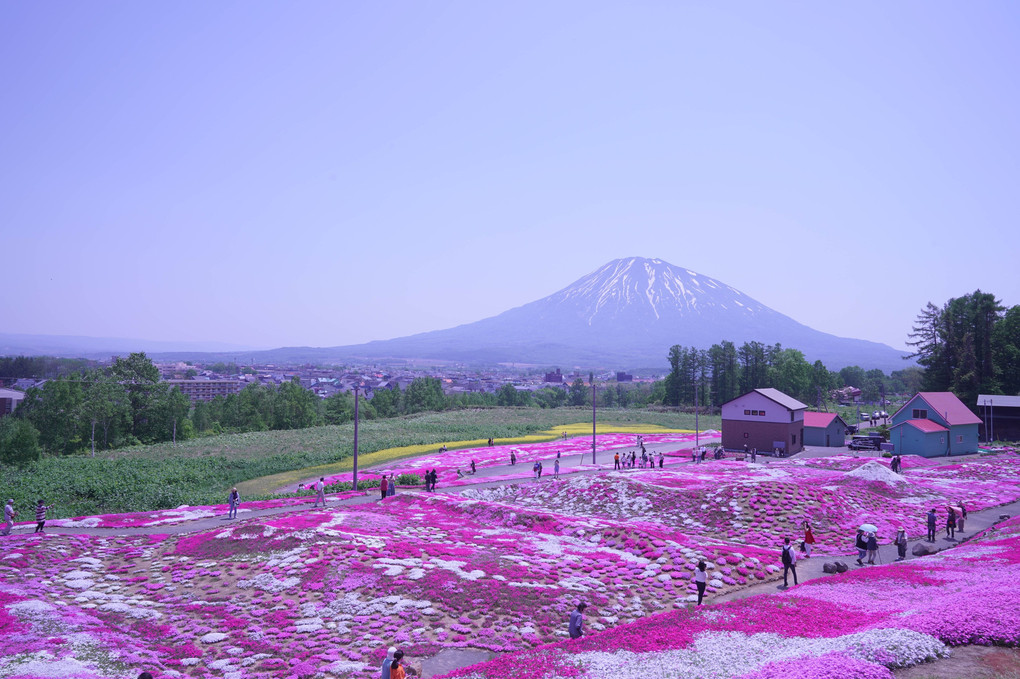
[369,386,401,418]
[273,377,322,430]
[403,378,445,414]
[79,370,130,456]
[0,417,42,466]
[568,378,588,407]
[497,383,520,407]
[19,378,85,455]
[768,349,812,401]
[110,352,162,442]
[992,306,1020,395]
[323,392,355,425]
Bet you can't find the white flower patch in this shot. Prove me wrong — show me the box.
[265,547,307,568]
[180,658,201,666]
[98,602,161,620]
[236,573,300,593]
[53,517,101,528]
[8,600,56,619]
[571,628,947,679]
[0,650,112,678]
[200,632,229,644]
[431,557,485,581]
[64,579,95,590]
[324,660,371,674]
[3,552,23,561]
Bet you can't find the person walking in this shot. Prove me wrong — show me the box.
[803,521,815,558]
[694,560,708,605]
[855,529,868,565]
[614,452,620,470]
[781,538,798,587]
[568,602,587,639]
[2,499,16,536]
[894,527,908,561]
[227,488,240,519]
[866,532,878,564]
[430,469,438,492]
[554,458,560,479]
[958,503,967,533]
[380,475,388,501]
[470,460,476,474]
[751,447,757,463]
[537,461,543,480]
[946,508,956,539]
[313,477,326,507]
[34,500,53,534]
[926,508,937,542]
[658,452,664,468]
[510,450,516,466]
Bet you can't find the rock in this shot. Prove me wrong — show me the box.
[822,562,837,574]
[1000,514,1011,521]
[912,543,937,557]
[835,561,849,573]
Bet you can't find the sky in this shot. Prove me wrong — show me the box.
[2,2,1018,353]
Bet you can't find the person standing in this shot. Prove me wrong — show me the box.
[533,461,540,481]
[380,476,388,501]
[958,503,967,533]
[894,527,908,561]
[927,508,937,542]
[389,650,407,679]
[694,560,708,605]
[381,646,396,679]
[568,602,587,639]
[2,499,17,536]
[227,488,240,519]
[34,500,53,534]
[658,452,664,468]
[866,532,878,564]
[510,450,516,466]
[781,538,798,587]
[614,452,620,470]
[855,529,868,565]
[387,475,396,497]
[313,477,326,507]
[430,469,438,492]
[537,461,543,479]
[470,460,476,474]
[803,522,815,558]
[751,448,757,463]
[554,458,560,479]
[946,509,956,539]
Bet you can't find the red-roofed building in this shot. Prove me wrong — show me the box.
[890,392,980,457]
[802,411,850,447]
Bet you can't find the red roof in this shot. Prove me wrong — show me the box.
[803,411,838,428]
[914,392,983,426]
[894,418,948,434]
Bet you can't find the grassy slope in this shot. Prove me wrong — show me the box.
[2,408,720,517]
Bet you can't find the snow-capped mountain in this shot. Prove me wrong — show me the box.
[314,257,907,370]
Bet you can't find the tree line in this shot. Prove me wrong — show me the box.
[660,340,923,409]
[907,290,1020,408]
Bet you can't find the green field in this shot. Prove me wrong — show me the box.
[1,407,719,518]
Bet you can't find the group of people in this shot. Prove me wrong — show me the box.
[379,475,397,500]
[381,647,415,678]
[613,450,664,469]
[2,498,53,536]
[926,504,966,541]
[742,445,758,463]
[422,469,438,492]
[890,454,904,473]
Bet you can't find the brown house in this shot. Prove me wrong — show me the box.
[721,388,809,455]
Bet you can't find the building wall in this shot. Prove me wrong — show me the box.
[722,392,804,425]
[892,426,943,457]
[803,420,845,447]
[978,406,1020,442]
[948,424,979,455]
[892,395,949,428]
[722,419,804,454]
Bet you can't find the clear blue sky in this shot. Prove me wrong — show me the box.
[2,2,1018,353]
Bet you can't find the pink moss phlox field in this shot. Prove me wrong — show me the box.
[439,517,1020,678]
[3,450,1020,678]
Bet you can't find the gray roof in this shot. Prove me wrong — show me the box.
[754,388,809,411]
[977,394,1020,408]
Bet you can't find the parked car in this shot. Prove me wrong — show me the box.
[849,435,883,451]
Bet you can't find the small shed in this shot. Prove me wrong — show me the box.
[0,387,25,417]
[721,388,808,455]
[977,394,1020,442]
[890,392,981,457]
[803,411,849,447]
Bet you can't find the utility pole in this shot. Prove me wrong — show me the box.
[352,383,360,489]
[695,380,700,450]
[591,380,597,465]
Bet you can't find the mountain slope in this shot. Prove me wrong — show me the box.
[314,257,907,370]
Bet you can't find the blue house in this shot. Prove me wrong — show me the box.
[889,392,981,457]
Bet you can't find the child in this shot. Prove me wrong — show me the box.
[35,500,53,534]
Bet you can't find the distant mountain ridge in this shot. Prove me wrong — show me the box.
[5,258,910,370]
[309,257,907,370]
[0,333,259,359]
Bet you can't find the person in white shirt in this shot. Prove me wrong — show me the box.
[694,560,708,605]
